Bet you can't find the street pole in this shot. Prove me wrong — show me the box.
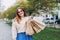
[53,14,56,28]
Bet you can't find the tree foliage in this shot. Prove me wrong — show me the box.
[16,0,57,15]
[2,0,57,19]
[2,5,18,19]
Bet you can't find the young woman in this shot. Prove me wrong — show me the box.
[12,8,33,40]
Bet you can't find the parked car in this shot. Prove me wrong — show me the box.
[43,18,55,24]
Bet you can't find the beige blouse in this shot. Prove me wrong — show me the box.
[12,17,30,40]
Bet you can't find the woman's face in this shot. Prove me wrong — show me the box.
[18,9,24,17]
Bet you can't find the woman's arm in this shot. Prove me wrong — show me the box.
[12,20,17,40]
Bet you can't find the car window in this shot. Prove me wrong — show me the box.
[46,18,50,20]
[51,18,53,20]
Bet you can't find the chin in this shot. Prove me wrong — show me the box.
[20,14,24,17]
[20,15,24,17]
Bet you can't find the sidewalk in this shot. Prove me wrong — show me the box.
[46,24,60,28]
[0,20,12,40]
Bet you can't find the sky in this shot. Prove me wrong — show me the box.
[2,0,16,10]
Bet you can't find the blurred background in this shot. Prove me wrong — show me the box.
[0,0,60,40]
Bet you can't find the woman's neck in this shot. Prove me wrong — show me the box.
[16,16,25,20]
[16,16,25,24]
[21,16,25,20]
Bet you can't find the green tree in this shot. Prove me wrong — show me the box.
[2,5,18,19]
[16,0,57,15]
[2,0,58,19]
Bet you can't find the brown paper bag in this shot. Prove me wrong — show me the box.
[31,20,46,30]
[26,19,46,35]
[30,21,41,33]
[26,21,35,35]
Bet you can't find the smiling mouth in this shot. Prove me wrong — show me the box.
[20,14,24,16]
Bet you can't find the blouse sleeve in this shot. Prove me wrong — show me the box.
[12,20,17,40]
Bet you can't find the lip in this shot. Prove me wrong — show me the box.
[19,13,24,16]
